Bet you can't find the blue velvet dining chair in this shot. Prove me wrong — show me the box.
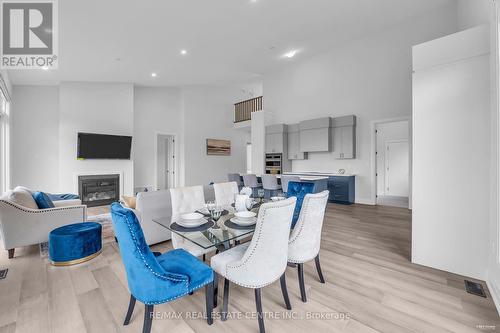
[110,203,215,333]
[286,181,316,228]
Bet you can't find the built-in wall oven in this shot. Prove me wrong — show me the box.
[265,153,282,174]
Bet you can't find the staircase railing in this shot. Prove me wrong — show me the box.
[234,96,262,123]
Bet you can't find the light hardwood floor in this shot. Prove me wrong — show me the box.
[0,203,499,333]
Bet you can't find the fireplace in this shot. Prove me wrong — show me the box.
[78,174,120,207]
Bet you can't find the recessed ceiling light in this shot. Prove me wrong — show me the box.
[180,49,188,55]
[283,50,297,58]
[151,72,157,77]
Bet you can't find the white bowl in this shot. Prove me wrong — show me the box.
[177,218,206,228]
[230,217,257,226]
[271,196,286,201]
[234,211,257,221]
[178,213,206,228]
[181,212,204,220]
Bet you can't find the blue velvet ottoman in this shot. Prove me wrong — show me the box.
[49,222,102,266]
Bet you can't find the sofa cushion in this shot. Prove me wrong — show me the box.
[3,188,39,209]
[32,191,55,209]
[47,193,80,201]
[14,186,33,194]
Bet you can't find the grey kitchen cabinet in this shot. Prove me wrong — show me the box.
[299,117,332,152]
[332,115,356,159]
[265,124,287,154]
[287,124,307,160]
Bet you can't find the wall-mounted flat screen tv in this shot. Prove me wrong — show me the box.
[77,132,132,159]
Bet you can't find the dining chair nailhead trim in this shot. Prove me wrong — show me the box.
[225,200,296,289]
[115,210,214,305]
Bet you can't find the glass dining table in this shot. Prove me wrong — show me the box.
[152,204,262,252]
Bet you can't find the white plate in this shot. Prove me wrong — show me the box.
[234,211,257,221]
[230,217,257,226]
[178,217,206,228]
[270,196,286,201]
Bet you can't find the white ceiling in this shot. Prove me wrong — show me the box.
[8,0,456,86]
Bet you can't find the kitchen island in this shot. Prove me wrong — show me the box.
[282,172,355,204]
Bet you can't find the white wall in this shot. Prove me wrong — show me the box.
[11,86,59,191]
[133,87,182,189]
[412,26,491,280]
[182,85,252,186]
[458,0,491,30]
[263,4,457,204]
[58,82,135,196]
[375,120,409,196]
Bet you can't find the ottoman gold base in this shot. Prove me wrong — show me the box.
[50,250,102,266]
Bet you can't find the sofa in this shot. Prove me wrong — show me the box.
[133,190,172,245]
[0,186,87,258]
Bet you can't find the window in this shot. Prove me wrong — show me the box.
[0,80,10,193]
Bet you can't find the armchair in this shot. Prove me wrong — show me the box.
[0,199,86,258]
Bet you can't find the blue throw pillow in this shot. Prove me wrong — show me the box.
[47,193,80,201]
[32,191,55,209]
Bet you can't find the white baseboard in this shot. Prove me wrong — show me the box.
[355,198,376,205]
[486,279,500,316]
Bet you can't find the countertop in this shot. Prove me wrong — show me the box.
[276,175,329,181]
[283,171,355,177]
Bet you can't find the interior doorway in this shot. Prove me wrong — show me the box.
[156,134,176,190]
[375,120,410,208]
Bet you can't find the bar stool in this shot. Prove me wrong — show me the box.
[242,174,262,197]
[227,173,244,191]
[261,174,282,199]
[281,175,300,195]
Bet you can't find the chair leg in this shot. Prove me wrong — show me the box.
[279,273,292,310]
[297,263,307,303]
[222,278,230,321]
[205,282,214,325]
[315,255,326,284]
[255,288,265,333]
[143,304,154,333]
[213,273,218,308]
[123,295,136,325]
[7,249,14,259]
[203,254,206,262]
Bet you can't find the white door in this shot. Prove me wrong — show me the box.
[385,140,408,196]
[156,134,175,190]
[165,136,175,188]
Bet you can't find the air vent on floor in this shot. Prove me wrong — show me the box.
[0,269,8,280]
[465,280,486,298]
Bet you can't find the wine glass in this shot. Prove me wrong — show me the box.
[257,189,265,203]
[210,206,222,229]
[206,201,215,214]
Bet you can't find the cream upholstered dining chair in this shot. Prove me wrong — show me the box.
[213,182,239,209]
[210,197,297,333]
[169,186,215,259]
[287,190,329,302]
